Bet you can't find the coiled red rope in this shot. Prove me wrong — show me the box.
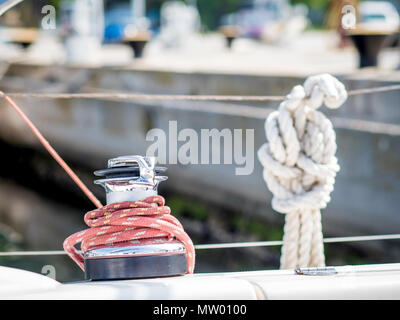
[63,196,195,273]
[0,92,195,274]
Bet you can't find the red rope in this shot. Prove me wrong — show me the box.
[0,92,103,208]
[63,195,195,273]
[0,92,195,274]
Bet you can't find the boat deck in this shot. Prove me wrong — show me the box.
[2,264,400,299]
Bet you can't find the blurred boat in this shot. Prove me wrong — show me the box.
[59,0,104,65]
[157,1,201,48]
[103,0,150,44]
[220,0,308,45]
[357,1,400,33]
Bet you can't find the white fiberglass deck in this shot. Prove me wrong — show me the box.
[2,264,400,300]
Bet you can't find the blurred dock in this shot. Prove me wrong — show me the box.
[1,30,399,73]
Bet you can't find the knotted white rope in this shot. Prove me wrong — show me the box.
[257,74,348,269]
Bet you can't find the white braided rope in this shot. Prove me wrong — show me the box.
[257,74,348,269]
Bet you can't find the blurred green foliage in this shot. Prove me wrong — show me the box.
[196,0,242,31]
[290,0,330,10]
[168,194,209,222]
[149,0,333,30]
[147,0,243,30]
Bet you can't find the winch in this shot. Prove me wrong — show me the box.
[83,155,188,280]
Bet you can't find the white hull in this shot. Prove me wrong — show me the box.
[2,263,400,299]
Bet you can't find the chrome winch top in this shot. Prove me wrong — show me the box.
[94,155,167,205]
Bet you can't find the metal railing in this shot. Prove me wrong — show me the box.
[1,233,400,256]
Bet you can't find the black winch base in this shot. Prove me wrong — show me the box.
[84,254,187,280]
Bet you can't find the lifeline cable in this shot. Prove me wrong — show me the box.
[3,232,400,256]
[0,91,195,274]
[3,83,400,101]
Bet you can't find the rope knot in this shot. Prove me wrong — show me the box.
[258,74,347,214]
[303,73,348,110]
[257,74,347,269]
